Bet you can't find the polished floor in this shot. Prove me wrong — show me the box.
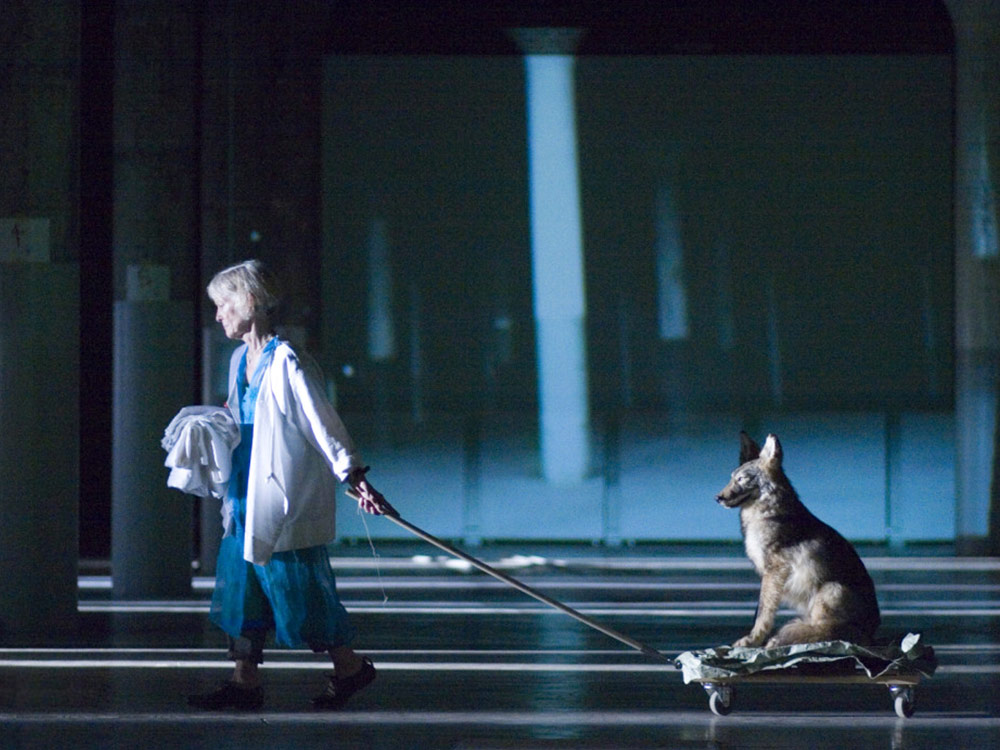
[1,545,999,749]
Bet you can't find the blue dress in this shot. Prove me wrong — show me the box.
[209,338,356,652]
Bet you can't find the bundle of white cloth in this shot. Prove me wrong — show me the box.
[162,405,241,498]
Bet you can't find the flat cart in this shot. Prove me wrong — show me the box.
[344,489,935,719]
[675,633,936,718]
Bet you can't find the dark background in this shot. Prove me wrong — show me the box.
[77,0,956,556]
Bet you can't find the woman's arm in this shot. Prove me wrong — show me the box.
[279,346,391,514]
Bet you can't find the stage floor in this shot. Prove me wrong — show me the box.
[2,548,998,749]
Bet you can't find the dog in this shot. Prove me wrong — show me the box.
[716,432,881,648]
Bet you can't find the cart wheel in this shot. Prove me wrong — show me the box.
[890,686,915,718]
[706,684,734,716]
[894,694,914,718]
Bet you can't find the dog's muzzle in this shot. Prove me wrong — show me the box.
[716,491,752,508]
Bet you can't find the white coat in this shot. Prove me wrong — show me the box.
[227,340,364,565]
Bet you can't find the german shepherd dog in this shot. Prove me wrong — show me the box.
[716,432,881,648]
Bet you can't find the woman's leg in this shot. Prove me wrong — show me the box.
[312,646,376,709]
[187,633,266,710]
[229,631,266,687]
[328,644,364,677]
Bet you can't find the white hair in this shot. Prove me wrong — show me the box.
[207,259,281,320]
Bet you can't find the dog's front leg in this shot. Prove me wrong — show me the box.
[734,567,788,648]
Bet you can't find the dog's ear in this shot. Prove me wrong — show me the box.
[738,431,761,464]
[759,434,783,472]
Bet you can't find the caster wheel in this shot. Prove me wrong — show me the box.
[894,694,914,718]
[708,687,733,716]
[890,685,915,718]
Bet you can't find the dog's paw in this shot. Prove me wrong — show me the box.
[732,635,760,648]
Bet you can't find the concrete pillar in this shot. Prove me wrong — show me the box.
[367,216,397,363]
[368,216,396,430]
[111,1,200,596]
[945,0,1000,553]
[113,290,194,598]
[654,181,689,342]
[0,266,79,637]
[0,0,80,637]
[514,28,591,485]
[654,178,692,420]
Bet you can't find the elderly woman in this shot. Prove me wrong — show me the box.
[188,259,390,711]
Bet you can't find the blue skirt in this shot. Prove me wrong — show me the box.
[210,534,356,650]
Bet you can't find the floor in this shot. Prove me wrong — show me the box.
[1,544,998,749]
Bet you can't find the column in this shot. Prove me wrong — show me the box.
[654,181,689,342]
[111,1,199,597]
[368,215,396,432]
[654,177,692,420]
[514,28,591,485]
[0,0,80,637]
[945,0,1000,553]
[0,265,79,637]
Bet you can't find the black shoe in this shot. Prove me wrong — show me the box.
[312,657,376,709]
[188,680,264,711]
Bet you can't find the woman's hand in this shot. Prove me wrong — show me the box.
[354,480,392,515]
[347,468,395,516]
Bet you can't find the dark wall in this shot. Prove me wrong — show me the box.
[322,53,953,419]
[320,0,954,420]
[577,55,953,412]
[75,0,955,557]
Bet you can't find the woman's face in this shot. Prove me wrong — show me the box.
[215,294,253,340]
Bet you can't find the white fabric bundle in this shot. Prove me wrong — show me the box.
[162,406,241,499]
